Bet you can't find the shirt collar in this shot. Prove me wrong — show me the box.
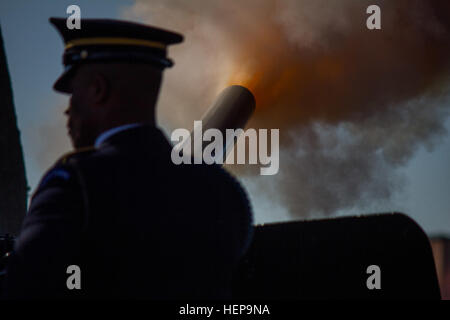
[94,123,144,147]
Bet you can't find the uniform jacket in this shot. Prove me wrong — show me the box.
[3,125,253,299]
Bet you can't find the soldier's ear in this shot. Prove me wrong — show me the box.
[91,73,110,104]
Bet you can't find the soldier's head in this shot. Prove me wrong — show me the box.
[64,63,163,148]
[50,18,183,149]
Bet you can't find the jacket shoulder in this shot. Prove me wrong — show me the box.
[57,146,98,165]
[32,146,98,196]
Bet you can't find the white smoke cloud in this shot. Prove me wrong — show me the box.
[122,0,450,222]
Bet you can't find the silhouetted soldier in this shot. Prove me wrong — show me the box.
[3,18,253,299]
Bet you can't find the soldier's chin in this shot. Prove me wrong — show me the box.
[70,132,92,150]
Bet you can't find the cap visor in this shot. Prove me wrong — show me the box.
[53,65,77,94]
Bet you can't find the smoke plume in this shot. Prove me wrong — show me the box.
[123,0,450,220]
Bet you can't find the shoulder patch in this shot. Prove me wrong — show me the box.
[58,145,97,165]
[39,168,71,188]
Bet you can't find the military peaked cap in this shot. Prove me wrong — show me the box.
[49,17,183,93]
